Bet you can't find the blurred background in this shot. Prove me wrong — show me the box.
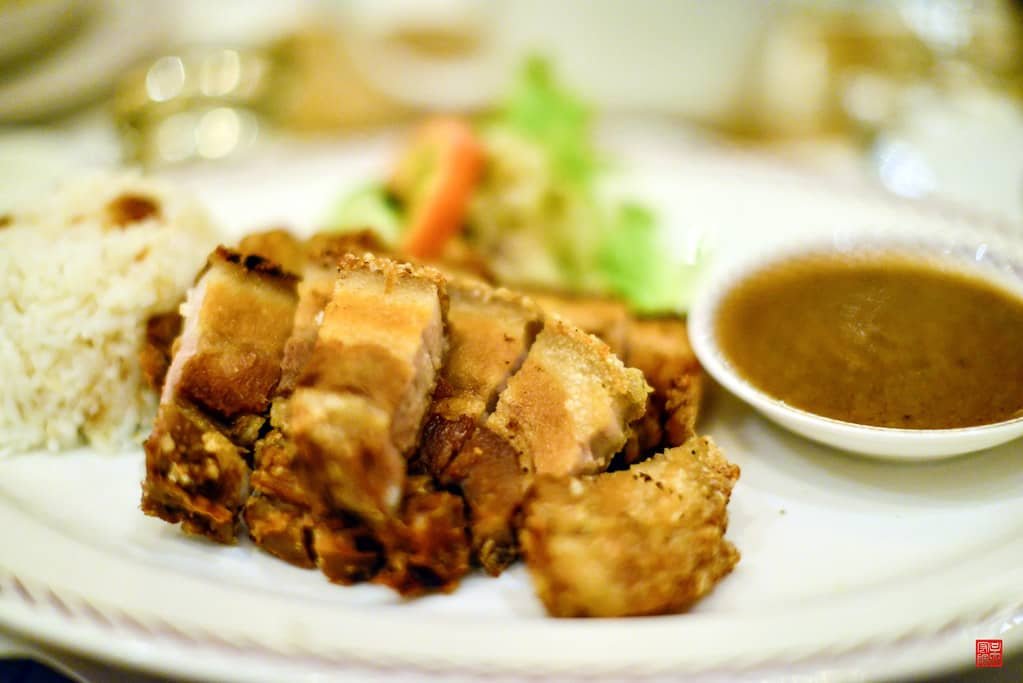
[2,2,1023,681]
[0,0,1022,221]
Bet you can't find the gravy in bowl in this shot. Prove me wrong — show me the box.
[715,252,1023,429]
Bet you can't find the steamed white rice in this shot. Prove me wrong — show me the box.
[0,174,218,455]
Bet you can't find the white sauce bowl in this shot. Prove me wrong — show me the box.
[688,239,1023,460]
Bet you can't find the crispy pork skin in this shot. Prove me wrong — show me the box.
[529,293,706,463]
[416,281,542,478]
[521,436,739,617]
[237,229,306,275]
[298,254,448,453]
[528,292,630,356]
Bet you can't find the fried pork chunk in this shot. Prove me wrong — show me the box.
[521,436,740,617]
[141,401,248,542]
[416,281,543,478]
[625,317,704,450]
[528,292,629,356]
[374,475,470,595]
[161,249,299,418]
[527,292,705,461]
[291,253,449,523]
[449,318,649,575]
[491,318,649,477]
[142,248,298,542]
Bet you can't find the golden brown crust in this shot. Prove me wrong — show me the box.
[141,246,299,545]
[178,248,299,419]
[528,291,630,356]
[290,389,402,522]
[489,317,650,477]
[211,245,300,286]
[527,294,706,462]
[237,229,307,275]
[307,252,449,455]
[416,280,542,479]
[139,311,182,392]
[625,317,704,453]
[441,316,649,575]
[141,400,248,543]
[304,230,388,267]
[313,515,383,584]
[244,493,316,568]
[444,425,530,576]
[374,476,471,595]
[520,436,739,618]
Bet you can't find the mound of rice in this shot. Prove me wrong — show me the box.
[0,174,218,455]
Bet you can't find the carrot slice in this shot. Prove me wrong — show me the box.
[391,118,484,260]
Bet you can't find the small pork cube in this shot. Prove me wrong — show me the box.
[520,436,740,617]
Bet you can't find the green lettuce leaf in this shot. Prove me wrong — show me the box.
[598,202,703,314]
[322,183,402,244]
[491,56,600,188]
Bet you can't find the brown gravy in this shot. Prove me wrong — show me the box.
[715,252,1023,429]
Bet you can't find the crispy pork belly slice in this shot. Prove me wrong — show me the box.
[143,248,297,542]
[417,281,542,478]
[278,231,395,395]
[374,475,471,596]
[529,292,630,357]
[489,318,649,477]
[166,247,298,419]
[237,229,306,275]
[298,253,448,455]
[520,436,740,618]
[450,318,649,575]
[141,400,248,543]
[625,317,704,449]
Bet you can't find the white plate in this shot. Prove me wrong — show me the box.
[1,123,1022,682]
